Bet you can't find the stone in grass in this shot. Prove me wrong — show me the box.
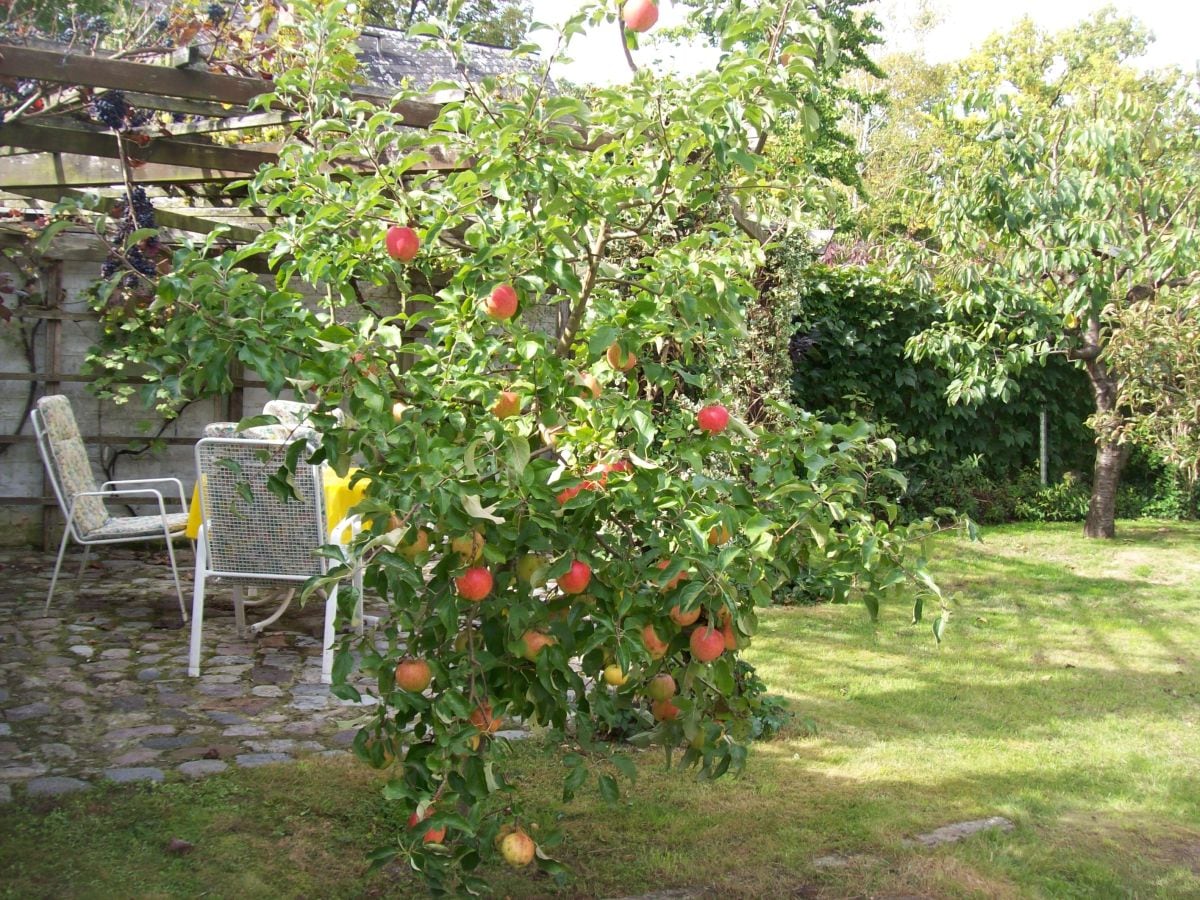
[26,776,90,797]
[5,702,52,722]
[910,816,1015,848]
[104,767,165,784]
[178,759,228,779]
[0,783,11,804]
[235,752,294,768]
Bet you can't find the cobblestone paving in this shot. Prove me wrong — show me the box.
[0,547,388,802]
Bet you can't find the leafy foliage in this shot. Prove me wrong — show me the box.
[363,0,532,47]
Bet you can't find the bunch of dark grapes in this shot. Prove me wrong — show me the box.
[207,4,227,25]
[91,91,130,129]
[102,189,159,288]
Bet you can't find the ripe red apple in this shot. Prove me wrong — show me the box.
[670,604,701,627]
[642,624,669,660]
[558,559,592,594]
[622,0,659,33]
[520,630,555,661]
[646,672,676,701]
[606,343,638,372]
[655,559,688,592]
[499,828,536,867]
[697,404,730,435]
[456,566,493,602]
[651,697,680,721]
[394,657,432,692]
[451,530,485,563]
[689,625,725,662]
[408,806,446,844]
[491,390,521,419]
[486,283,519,319]
[721,616,738,651]
[386,225,420,262]
[470,702,502,733]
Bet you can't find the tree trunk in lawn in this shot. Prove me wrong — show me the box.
[1083,357,1125,539]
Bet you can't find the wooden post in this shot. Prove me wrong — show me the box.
[1040,409,1049,486]
[40,261,64,550]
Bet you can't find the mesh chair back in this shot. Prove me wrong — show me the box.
[194,438,327,581]
[33,395,108,536]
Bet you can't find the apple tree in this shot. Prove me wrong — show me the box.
[66,0,947,891]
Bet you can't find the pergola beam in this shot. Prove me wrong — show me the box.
[0,120,277,173]
[0,150,246,189]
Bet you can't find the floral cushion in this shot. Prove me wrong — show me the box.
[203,422,240,438]
[36,396,108,536]
[89,512,190,540]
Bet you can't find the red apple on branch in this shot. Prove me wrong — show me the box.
[491,390,521,419]
[519,630,555,661]
[456,567,493,602]
[408,806,446,844]
[651,697,680,721]
[622,0,659,33]
[386,225,420,262]
[486,283,519,319]
[558,559,592,594]
[646,672,676,701]
[470,702,503,733]
[670,604,701,627]
[394,657,432,692]
[656,559,688,591]
[642,623,669,659]
[697,404,730,434]
[689,625,725,662]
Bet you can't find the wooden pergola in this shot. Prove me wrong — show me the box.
[0,35,481,542]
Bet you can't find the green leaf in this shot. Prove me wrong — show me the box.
[598,773,620,805]
[462,494,505,524]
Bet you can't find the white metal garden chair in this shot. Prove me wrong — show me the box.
[188,437,361,684]
[31,394,190,620]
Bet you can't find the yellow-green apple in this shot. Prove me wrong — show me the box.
[450,530,485,563]
[602,664,628,686]
[499,828,536,867]
[646,672,676,701]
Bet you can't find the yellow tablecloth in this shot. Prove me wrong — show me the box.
[186,468,368,540]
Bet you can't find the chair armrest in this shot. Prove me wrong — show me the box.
[100,477,188,514]
[329,514,363,547]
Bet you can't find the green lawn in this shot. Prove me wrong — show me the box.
[3,521,1199,898]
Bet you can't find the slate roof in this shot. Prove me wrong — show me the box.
[355,26,543,94]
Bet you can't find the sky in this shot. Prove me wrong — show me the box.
[526,0,1200,84]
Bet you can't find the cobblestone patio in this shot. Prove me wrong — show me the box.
[0,545,387,803]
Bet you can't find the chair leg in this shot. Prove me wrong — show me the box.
[164,531,187,624]
[188,534,207,678]
[72,545,92,599]
[44,527,74,614]
[354,569,365,636]
[321,583,337,685]
[233,586,246,636]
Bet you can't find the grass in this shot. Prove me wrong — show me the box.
[3,520,1200,898]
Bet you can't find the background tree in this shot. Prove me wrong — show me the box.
[885,14,1200,538]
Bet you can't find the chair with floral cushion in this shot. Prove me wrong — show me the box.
[31,395,190,620]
